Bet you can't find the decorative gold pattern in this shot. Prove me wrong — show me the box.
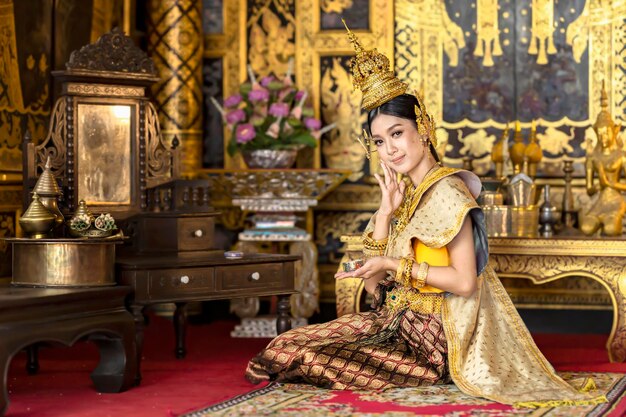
[0,0,50,172]
[565,0,589,63]
[316,183,381,210]
[395,0,458,124]
[528,0,557,65]
[320,58,367,180]
[248,0,295,78]
[147,0,203,174]
[320,0,352,14]
[489,236,626,362]
[66,83,144,97]
[393,0,626,167]
[475,0,503,67]
[385,287,443,315]
[200,169,348,201]
[295,0,393,169]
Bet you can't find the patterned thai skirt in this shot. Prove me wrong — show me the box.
[245,289,450,390]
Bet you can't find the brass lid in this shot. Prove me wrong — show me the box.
[22,193,56,221]
[33,156,61,196]
[74,199,94,220]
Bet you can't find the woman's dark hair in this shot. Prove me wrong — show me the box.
[367,93,440,163]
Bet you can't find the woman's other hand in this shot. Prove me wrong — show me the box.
[334,256,390,295]
[374,162,406,216]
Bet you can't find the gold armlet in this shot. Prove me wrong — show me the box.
[413,262,429,288]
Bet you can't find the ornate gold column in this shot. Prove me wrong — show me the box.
[147,0,203,174]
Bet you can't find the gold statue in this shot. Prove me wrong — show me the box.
[509,120,526,174]
[524,120,542,178]
[580,82,626,236]
[491,123,509,178]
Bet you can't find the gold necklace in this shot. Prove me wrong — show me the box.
[392,164,441,234]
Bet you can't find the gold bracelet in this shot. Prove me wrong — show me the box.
[403,258,414,287]
[396,257,406,284]
[414,262,429,288]
[395,257,414,287]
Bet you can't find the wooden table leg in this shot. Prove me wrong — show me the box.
[276,295,292,335]
[26,344,39,375]
[89,331,136,393]
[130,305,145,385]
[174,302,187,359]
[0,346,9,417]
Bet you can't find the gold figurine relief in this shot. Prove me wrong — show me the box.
[580,82,626,236]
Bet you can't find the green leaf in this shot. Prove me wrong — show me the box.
[290,133,317,148]
[240,83,252,95]
[227,136,238,156]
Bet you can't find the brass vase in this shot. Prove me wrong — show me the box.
[19,193,56,239]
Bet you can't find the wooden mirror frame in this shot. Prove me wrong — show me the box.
[23,29,178,219]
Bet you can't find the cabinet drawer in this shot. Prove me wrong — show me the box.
[178,217,215,251]
[215,263,287,292]
[147,267,215,299]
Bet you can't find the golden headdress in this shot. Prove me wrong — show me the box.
[343,19,408,111]
[343,20,437,149]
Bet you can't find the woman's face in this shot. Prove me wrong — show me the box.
[369,113,429,176]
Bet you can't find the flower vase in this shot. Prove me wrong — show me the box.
[242,149,298,169]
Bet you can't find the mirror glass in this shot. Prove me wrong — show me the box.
[76,103,133,205]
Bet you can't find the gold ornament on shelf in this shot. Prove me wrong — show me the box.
[581,81,626,236]
[491,123,509,178]
[524,120,543,178]
[19,193,56,239]
[33,156,64,228]
[509,120,527,174]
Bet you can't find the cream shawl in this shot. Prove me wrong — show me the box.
[379,167,605,407]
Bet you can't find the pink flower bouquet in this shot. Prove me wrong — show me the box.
[212,66,322,157]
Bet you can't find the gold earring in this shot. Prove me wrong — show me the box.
[354,129,372,159]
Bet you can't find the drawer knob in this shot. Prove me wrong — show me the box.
[250,272,261,281]
[180,275,190,284]
[193,229,204,237]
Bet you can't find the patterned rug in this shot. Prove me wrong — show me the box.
[182,372,626,417]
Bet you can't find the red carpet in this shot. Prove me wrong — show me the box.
[5,315,626,417]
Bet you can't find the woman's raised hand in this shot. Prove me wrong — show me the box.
[373,162,406,216]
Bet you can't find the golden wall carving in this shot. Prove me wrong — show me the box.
[248,0,295,78]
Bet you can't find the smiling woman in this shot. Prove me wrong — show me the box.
[243,22,607,409]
